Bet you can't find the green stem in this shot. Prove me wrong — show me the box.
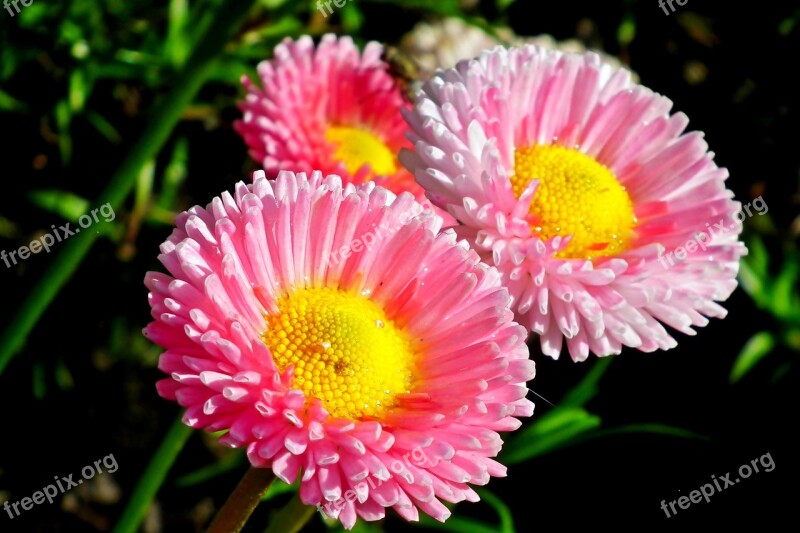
[264,492,316,533]
[0,0,257,374]
[207,467,277,533]
[113,415,193,533]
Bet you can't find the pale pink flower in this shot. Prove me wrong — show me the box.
[402,45,746,361]
[145,171,534,528]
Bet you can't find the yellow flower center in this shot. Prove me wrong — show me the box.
[325,126,397,176]
[262,287,415,420]
[511,144,637,260]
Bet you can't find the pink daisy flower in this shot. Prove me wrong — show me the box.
[235,34,418,196]
[144,170,534,528]
[401,45,747,361]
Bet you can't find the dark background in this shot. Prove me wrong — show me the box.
[0,0,797,530]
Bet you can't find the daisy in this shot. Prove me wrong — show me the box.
[144,170,534,528]
[235,34,417,196]
[401,44,746,361]
[399,17,637,82]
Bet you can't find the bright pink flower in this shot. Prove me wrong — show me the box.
[235,34,417,196]
[145,171,534,528]
[402,45,747,361]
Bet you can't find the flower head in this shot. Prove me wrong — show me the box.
[402,45,746,361]
[399,17,637,82]
[145,171,534,528]
[235,34,417,196]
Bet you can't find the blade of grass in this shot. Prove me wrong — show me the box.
[0,0,258,375]
[112,415,193,533]
[576,423,709,443]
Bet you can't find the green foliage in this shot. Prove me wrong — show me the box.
[735,232,800,381]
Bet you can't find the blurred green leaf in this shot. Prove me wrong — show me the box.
[778,9,800,35]
[69,68,92,112]
[617,12,636,48]
[18,1,49,28]
[86,111,122,143]
[0,0,260,374]
[496,0,518,12]
[239,15,305,47]
[0,89,27,112]
[360,0,460,16]
[730,330,776,383]
[159,137,189,210]
[113,416,193,533]
[32,361,46,400]
[261,0,291,7]
[560,356,612,408]
[502,407,601,464]
[341,2,364,33]
[28,189,90,221]
[54,357,74,390]
[55,99,72,164]
[167,0,191,67]
[476,489,514,533]
[772,361,792,383]
[264,492,315,533]
[771,253,800,320]
[745,232,769,279]
[581,423,708,442]
[263,477,299,501]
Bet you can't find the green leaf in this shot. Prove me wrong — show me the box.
[617,12,637,47]
[69,68,91,112]
[263,477,300,501]
[358,0,460,16]
[560,356,613,408]
[159,137,189,210]
[264,492,316,533]
[496,0,518,11]
[778,9,800,35]
[86,111,122,143]
[738,259,767,310]
[113,416,193,533]
[745,233,769,279]
[261,0,291,7]
[54,357,74,390]
[0,89,27,112]
[730,330,776,383]
[18,2,49,28]
[501,407,601,464]
[32,361,46,400]
[167,0,191,67]
[476,489,514,533]
[580,423,708,443]
[55,99,72,164]
[28,189,90,221]
[772,362,792,383]
[341,2,364,33]
[0,0,261,375]
[771,254,800,320]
